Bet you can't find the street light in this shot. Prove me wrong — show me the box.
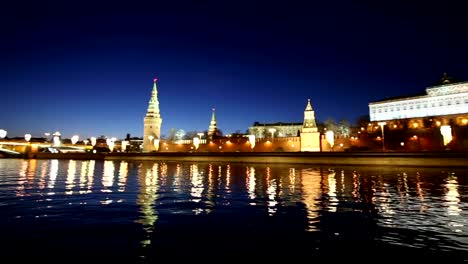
[24,134,32,142]
[377,122,387,151]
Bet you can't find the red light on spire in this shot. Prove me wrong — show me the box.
[153,78,158,82]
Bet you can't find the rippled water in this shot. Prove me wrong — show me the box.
[0,159,467,261]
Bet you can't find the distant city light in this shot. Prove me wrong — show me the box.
[71,135,79,144]
[325,130,334,148]
[24,134,32,142]
[90,137,97,146]
[53,135,61,146]
[193,137,200,150]
[0,129,6,139]
[248,135,255,149]
[440,125,452,146]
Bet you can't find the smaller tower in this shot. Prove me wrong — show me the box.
[207,108,218,138]
[143,78,163,152]
[300,99,320,151]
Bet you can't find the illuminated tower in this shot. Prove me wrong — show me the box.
[143,78,163,152]
[207,108,218,138]
[300,99,320,151]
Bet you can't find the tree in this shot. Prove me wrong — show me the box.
[175,129,186,140]
[167,128,177,141]
[324,118,338,132]
[356,115,370,128]
[184,131,199,140]
[338,119,351,137]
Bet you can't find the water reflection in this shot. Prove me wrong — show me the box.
[118,161,128,192]
[47,160,58,193]
[65,160,76,195]
[1,159,468,258]
[102,160,115,192]
[136,162,159,247]
[301,168,321,231]
[444,174,463,233]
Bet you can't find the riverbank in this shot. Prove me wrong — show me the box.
[3,151,467,167]
[105,151,468,167]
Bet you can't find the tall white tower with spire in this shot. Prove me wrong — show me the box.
[207,108,218,138]
[143,78,163,152]
[300,99,321,151]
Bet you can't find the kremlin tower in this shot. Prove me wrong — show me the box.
[143,78,163,152]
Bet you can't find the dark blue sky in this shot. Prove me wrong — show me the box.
[2,0,467,139]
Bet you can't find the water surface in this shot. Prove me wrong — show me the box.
[1,159,467,261]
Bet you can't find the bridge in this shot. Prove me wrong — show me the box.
[0,140,88,157]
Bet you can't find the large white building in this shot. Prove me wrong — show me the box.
[369,75,468,122]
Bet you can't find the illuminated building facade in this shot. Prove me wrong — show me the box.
[248,122,302,138]
[369,74,468,123]
[367,74,468,150]
[300,99,321,151]
[143,79,163,152]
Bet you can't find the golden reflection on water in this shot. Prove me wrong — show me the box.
[444,174,463,233]
[247,167,256,201]
[65,160,76,195]
[301,168,321,231]
[102,160,115,192]
[326,169,337,212]
[39,161,48,190]
[47,160,58,193]
[190,164,203,206]
[136,162,159,247]
[118,161,128,192]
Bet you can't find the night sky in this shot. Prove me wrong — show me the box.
[2,0,467,139]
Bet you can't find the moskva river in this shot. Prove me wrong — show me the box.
[1,159,467,262]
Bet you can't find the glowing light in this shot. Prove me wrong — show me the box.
[83,139,89,145]
[325,130,334,148]
[0,129,7,139]
[440,125,452,146]
[462,119,468,125]
[90,137,97,146]
[393,124,397,128]
[413,123,419,128]
[121,140,128,151]
[71,135,79,144]
[24,134,32,142]
[400,142,405,146]
[153,78,158,82]
[377,122,386,151]
[268,128,276,138]
[248,135,256,149]
[106,138,115,152]
[153,139,159,151]
[193,137,200,150]
[436,121,441,126]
